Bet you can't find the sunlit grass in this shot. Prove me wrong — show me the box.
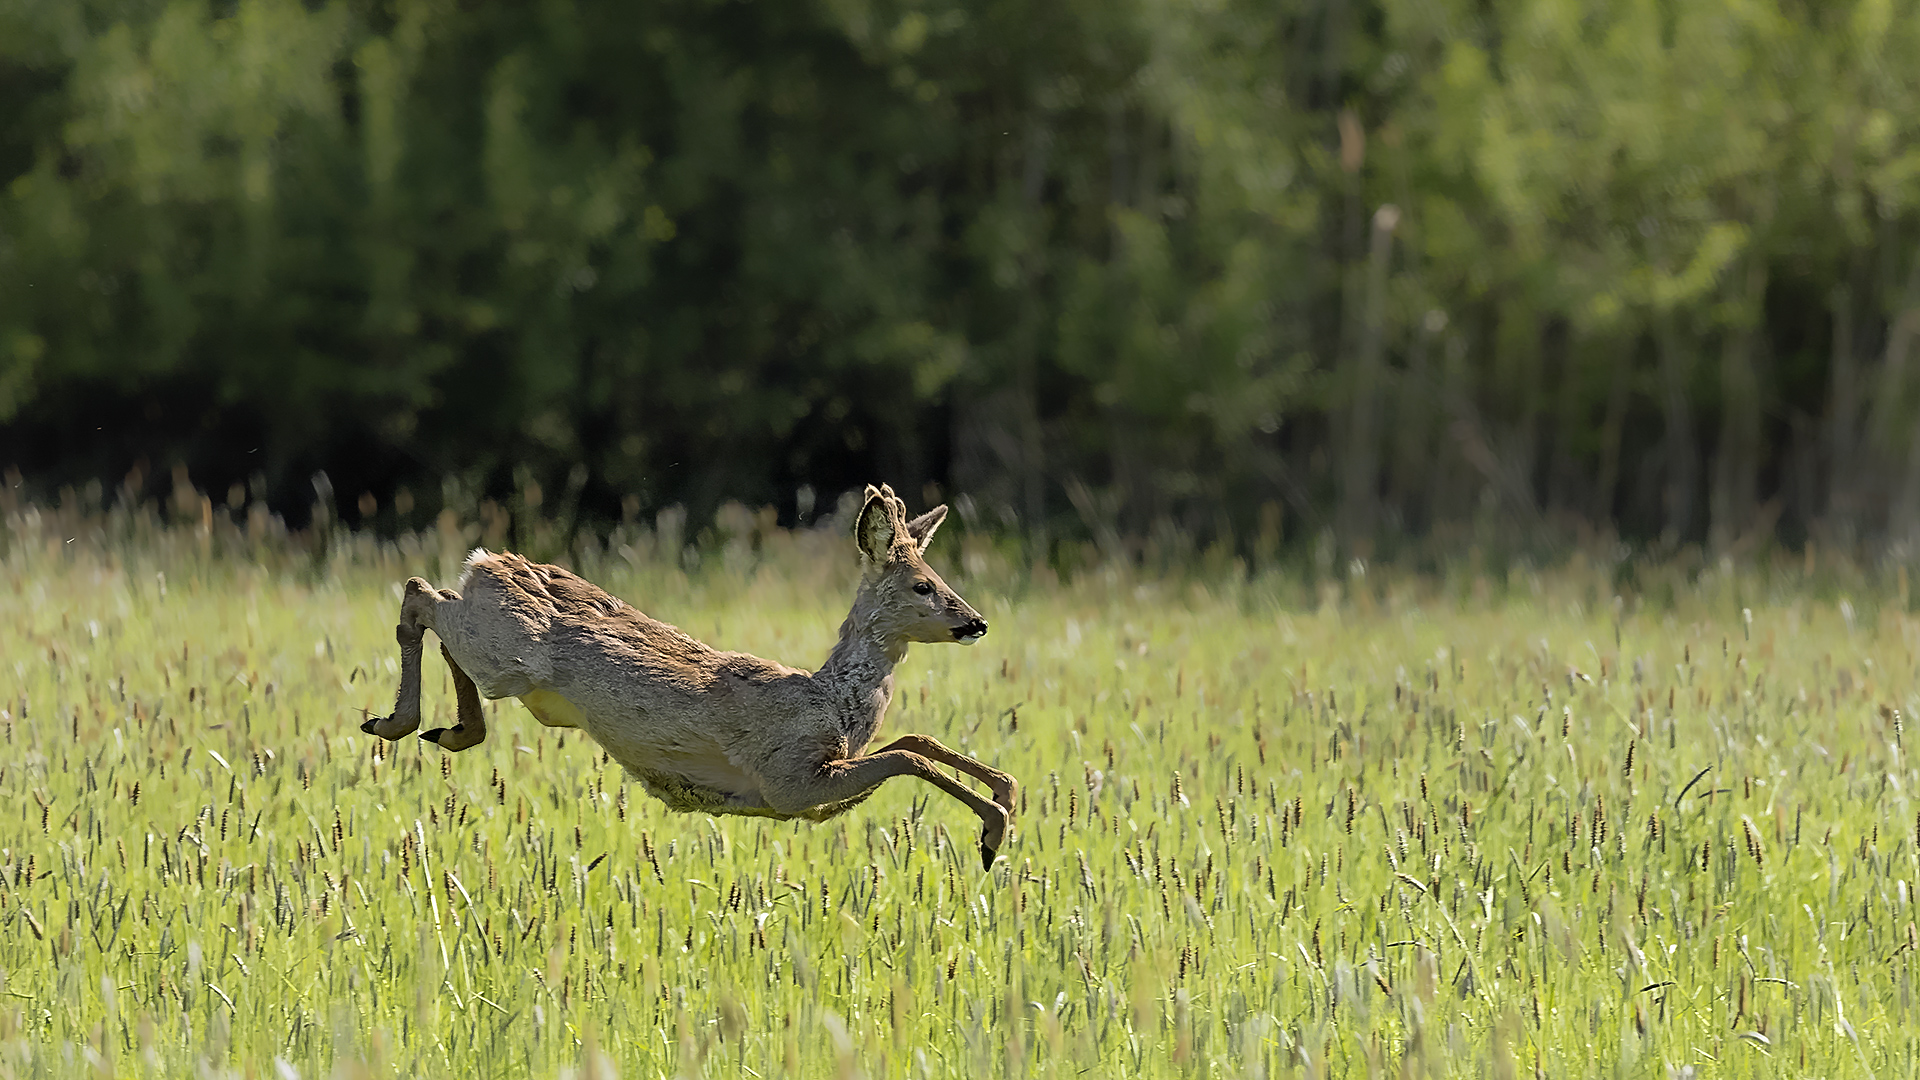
[2,502,1918,1077]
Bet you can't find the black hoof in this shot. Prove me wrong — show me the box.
[361,717,383,735]
[979,843,996,871]
[420,728,445,744]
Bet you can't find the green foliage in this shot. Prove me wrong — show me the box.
[2,0,1920,545]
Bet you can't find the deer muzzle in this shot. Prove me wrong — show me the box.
[953,618,988,644]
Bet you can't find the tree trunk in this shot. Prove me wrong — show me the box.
[1541,318,1578,520]
[1826,284,1859,544]
[1709,259,1768,552]
[1655,318,1697,544]
[1018,116,1052,542]
[1593,346,1631,529]
[1388,311,1437,531]
[1340,204,1398,546]
[1880,259,1920,539]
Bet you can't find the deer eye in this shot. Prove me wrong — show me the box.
[913,581,934,596]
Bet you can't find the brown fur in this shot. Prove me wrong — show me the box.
[362,484,1018,868]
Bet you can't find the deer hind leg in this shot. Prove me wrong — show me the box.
[786,750,1011,871]
[361,578,440,741]
[421,644,488,751]
[871,734,1019,816]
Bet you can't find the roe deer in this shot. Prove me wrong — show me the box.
[360,484,1018,868]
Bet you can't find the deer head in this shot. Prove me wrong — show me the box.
[854,484,988,646]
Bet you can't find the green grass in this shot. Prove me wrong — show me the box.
[2,504,1919,1077]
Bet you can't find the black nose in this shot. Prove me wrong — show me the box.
[955,618,988,640]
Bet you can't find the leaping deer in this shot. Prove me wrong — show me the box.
[360,484,1018,868]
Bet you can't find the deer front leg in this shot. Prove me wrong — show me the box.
[799,750,1010,871]
[361,622,425,740]
[421,645,488,751]
[871,734,1018,816]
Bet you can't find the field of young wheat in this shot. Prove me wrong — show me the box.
[2,505,1918,1078]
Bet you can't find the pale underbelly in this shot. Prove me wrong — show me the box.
[516,689,768,809]
[519,689,584,728]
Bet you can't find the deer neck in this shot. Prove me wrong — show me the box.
[816,586,906,722]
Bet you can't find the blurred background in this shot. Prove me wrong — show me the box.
[3,0,1918,560]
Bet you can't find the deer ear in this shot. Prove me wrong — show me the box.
[906,505,948,553]
[855,489,896,563]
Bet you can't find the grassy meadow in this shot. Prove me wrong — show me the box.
[2,501,1919,1078]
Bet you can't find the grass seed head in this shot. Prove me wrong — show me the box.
[1742,816,1765,867]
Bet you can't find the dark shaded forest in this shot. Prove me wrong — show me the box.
[3,0,1919,557]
